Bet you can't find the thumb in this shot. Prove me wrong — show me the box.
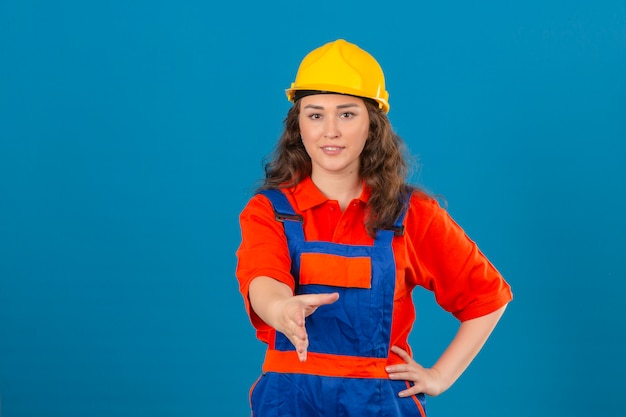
[299,292,340,317]
[315,292,340,306]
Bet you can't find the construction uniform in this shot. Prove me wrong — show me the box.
[236,177,512,416]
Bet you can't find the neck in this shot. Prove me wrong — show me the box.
[311,171,363,211]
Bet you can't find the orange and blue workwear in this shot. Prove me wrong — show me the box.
[236,177,513,416]
[250,187,426,416]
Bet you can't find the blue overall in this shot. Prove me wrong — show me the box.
[250,189,427,417]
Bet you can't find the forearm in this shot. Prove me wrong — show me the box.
[432,304,508,391]
[248,276,293,329]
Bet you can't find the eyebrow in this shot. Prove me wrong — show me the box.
[303,103,361,110]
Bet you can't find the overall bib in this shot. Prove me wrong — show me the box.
[250,189,426,417]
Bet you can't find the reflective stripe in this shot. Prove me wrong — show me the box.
[262,349,391,379]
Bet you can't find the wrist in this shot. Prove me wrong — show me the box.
[249,276,293,329]
[429,365,455,395]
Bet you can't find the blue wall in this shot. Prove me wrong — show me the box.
[1,1,624,416]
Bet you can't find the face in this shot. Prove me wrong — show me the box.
[298,94,370,180]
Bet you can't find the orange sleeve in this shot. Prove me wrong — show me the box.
[235,193,296,343]
[405,196,513,322]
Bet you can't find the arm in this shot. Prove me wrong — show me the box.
[386,304,507,397]
[248,276,339,362]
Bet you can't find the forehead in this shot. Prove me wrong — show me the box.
[300,93,366,109]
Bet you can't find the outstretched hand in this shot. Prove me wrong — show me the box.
[272,292,339,362]
[386,345,446,397]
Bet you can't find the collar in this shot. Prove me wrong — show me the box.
[289,176,371,211]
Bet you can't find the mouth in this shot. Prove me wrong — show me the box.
[321,146,344,151]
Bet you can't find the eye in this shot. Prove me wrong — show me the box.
[340,112,355,119]
[307,113,322,120]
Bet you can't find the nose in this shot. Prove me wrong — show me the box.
[323,118,340,139]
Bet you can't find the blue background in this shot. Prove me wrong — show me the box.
[1,1,625,416]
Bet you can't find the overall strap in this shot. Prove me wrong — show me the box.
[258,189,305,245]
[391,195,410,233]
[374,192,411,246]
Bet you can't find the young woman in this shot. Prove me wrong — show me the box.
[236,39,512,416]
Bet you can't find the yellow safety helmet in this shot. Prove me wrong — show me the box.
[286,39,390,113]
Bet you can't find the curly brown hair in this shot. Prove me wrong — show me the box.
[259,99,419,237]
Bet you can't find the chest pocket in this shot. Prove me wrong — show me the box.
[299,253,372,289]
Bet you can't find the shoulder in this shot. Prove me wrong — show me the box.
[239,191,278,223]
[406,189,443,219]
[403,189,465,240]
[238,191,290,250]
[241,191,273,210]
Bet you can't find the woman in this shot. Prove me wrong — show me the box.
[236,39,512,416]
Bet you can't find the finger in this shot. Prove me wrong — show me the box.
[293,307,305,327]
[302,292,339,305]
[387,370,415,381]
[297,346,307,362]
[292,320,307,341]
[385,364,408,374]
[390,345,413,363]
[320,292,340,304]
[295,337,308,362]
[289,316,309,359]
[398,384,421,398]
